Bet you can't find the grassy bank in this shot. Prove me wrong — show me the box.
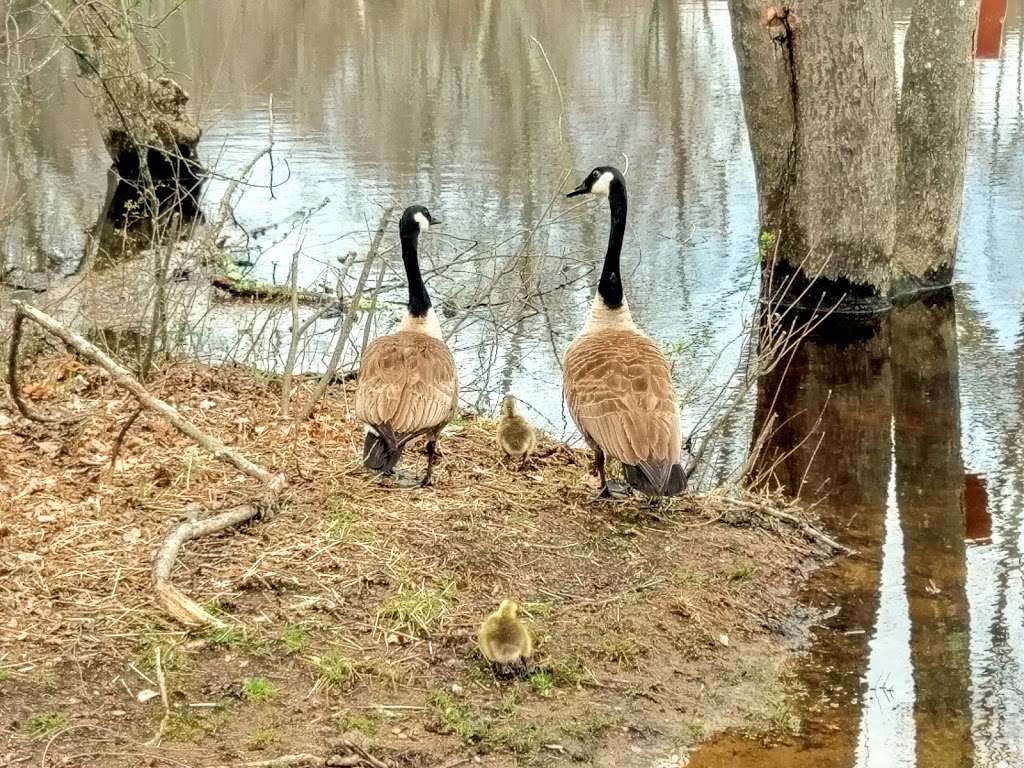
[0,356,827,767]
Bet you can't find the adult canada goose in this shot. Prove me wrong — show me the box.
[563,166,686,498]
[477,599,533,674]
[355,205,457,487]
[496,394,537,463]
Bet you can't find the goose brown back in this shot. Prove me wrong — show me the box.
[563,329,682,488]
[355,331,458,438]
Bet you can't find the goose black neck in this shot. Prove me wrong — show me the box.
[400,230,431,317]
[598,178,627,309]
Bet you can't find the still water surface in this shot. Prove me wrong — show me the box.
[2,2,1023,765]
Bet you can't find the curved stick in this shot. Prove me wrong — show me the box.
[6,309,86,424]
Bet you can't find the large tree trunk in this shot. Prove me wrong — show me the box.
[894,0,979,293]
[729,1,899,311]
[42,0,204,256]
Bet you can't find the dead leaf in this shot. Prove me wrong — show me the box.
[36,440,62,457]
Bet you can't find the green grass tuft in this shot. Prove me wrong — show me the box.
[246,726,277,749]
[599,635,645,670]
[315,650,355,689]
[377,580,456,636]
[725,557,756,583]
[528,669,555,698]
[279,624,308,655]
[27,712,67,740]
[241,677,275,702]
[427,689,485,742]
[204,625,246,648]
[337,711,380,736]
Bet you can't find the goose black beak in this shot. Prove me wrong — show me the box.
[566,182,588,198]
[430,217,443,227]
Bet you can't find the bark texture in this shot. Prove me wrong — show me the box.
[730,1,900,309]
[894,0,980,291]
[41,0,204,251]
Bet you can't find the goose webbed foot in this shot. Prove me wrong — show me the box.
[597,481,630,500]
[490,659,529,679]
[388,470,422,488]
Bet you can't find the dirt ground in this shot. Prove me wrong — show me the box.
[0,355,828,767]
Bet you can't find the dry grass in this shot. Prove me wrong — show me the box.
[0,354,829,766]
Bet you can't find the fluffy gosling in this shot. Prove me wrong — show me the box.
[477,599,532,675]
[496,395,537,463]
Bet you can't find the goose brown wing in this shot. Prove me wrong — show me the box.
[355,331,458,435]
[563,330,681,469]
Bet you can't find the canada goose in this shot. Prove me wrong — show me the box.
[355,205,458,487]
[496,395,537,463]
[563,166,686,498]
[477,599,532,674]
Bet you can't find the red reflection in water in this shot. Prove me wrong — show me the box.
[962,472,992,542]
[976,0,1008,59]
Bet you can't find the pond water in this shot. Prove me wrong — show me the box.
[2,1,1023,766]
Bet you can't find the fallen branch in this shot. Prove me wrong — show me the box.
[11,301,283,486]
[203,754,325,768]
[344,741,392,768]
[211,274,332,304]
[153,497,276,626]
[726,496,855,555]
[8,300,287,626]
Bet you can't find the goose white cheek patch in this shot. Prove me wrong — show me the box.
[591,171,614,196]
[414,212,430,232]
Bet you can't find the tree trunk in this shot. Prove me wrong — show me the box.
[42,0,204,255]
[730,1,899,311]
[894,0,980,292]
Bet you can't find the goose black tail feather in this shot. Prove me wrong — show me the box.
[363,427,406,473]
[624,461,687,497]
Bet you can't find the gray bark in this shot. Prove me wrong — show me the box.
[894,0,980,291]
[730,1,900,309]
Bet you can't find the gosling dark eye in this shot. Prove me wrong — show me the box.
[591,170,599,179]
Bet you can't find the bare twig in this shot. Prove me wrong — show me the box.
[6,310,85,424]
[109,403,144,474]
[294,207,393,422]
[726,496,855,555]
[145,646,170,746]
[201,754,324,768]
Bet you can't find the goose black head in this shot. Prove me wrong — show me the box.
[566,166,623,198]
[399,204,441,238]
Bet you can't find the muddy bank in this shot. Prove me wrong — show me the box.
[1,356,829,767]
